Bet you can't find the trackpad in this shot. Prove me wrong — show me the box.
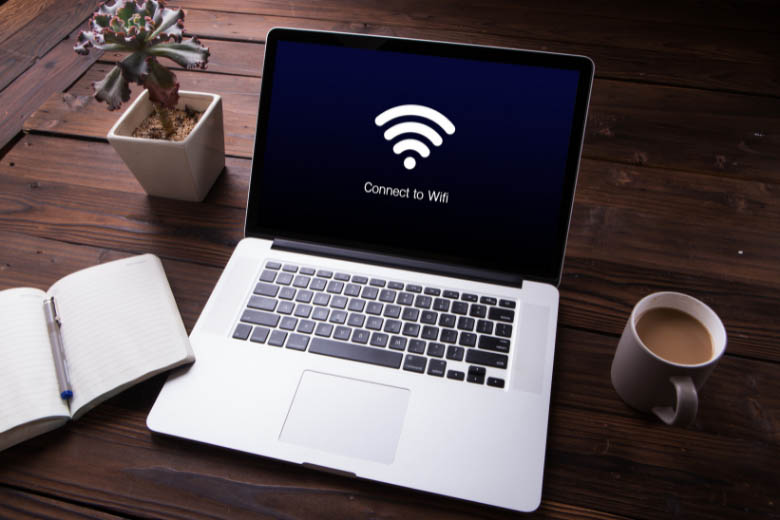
[280,371,410,464]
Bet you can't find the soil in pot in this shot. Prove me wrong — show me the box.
[132,106,202,141]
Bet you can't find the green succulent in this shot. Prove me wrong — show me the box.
[74,0,210,118]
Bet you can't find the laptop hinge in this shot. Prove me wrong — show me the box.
[272,239,524,288]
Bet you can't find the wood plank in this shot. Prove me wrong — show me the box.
[0,0,99,92]
[0,323,774,519]
[0,486,123,520]
[0,26,102,150]
[23,61,780,183]
[178,7,780,97]
[0,0,59,47]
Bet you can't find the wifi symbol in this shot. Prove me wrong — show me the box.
[374,104,456,170]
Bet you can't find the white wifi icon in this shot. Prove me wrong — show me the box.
[374,104,456,170]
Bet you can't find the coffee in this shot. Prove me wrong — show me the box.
[636,307,712,365]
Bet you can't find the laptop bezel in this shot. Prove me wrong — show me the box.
[244,28,594,287]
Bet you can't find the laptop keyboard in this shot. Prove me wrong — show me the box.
[231,260,516,388]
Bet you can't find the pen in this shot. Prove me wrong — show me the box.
[43,297,73,400]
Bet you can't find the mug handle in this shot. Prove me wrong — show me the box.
[652,376,698,427]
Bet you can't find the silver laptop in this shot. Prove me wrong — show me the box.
[148,28,593,513]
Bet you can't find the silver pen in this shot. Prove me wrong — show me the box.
[43,297,73,400]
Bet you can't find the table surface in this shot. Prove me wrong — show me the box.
[0,1,778,518]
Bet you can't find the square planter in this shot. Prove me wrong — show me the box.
[107,90,225,201]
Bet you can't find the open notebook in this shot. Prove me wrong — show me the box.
[0,254,194,451]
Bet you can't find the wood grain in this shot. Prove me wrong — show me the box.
[0,25,102,150]
[0,486,123,520]
[0,0,99,92]
[23,62,780,183]
[178,6,780,96]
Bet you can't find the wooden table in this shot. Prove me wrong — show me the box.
[1,1,778,518]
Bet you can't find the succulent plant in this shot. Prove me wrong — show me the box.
[74,0,209,135]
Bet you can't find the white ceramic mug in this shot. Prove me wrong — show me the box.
[610,292,727,426]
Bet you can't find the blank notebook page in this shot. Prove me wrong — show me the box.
[48,255,191,417]
[0,288,70,433]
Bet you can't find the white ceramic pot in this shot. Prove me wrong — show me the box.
[107,90,225,202]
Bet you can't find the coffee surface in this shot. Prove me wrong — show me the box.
[636,307,712,365]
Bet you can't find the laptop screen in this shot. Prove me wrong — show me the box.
[246,29,593,286]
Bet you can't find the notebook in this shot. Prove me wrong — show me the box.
[148,28,593,512]
[0,254,194,452]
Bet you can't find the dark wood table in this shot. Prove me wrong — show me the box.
[1,1,778,518]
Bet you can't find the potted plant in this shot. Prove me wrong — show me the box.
[74,0,225,201]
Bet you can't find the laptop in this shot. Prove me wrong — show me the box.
[147,28,593,513]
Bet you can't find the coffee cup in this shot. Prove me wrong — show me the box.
[611,292,727,426]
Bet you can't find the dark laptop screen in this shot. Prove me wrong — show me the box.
[246,29,593,285]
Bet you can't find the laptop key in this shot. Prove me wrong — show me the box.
[451,301,468,315]
[421,325,439,340]
[370,278,386,287]
[277,301,294,314]
[433,298,450,311]
[330,295,348,309]
[489,307,515,322]
[294,304,312,318]
[326,280,344,294]
[361,286,379,300]
[334,326,351,340]
[487,377,505,388]
[254,282,279,297]
[310,278,327,291]
[280,317,298,330]
[427,359,446,376]
[388,281,404,290]
[479,336,511,353]
[276,272,293,285]
[397,292,414,305]
[241,309,279,327]
[265,261,281,270]
[316,270,333,279]
[443,290,459,299]
[499,299,516,309]
[293,275,310,288]
[469,304,487,318]
[312,307,329,321]
[424,287,441,296]
[427,342,445,357]
[462,293,478,302]
[457,316,475,331]
[329,310,347,324]
[408,339,426,354]
[345,284,361,297]
[439,314,456,327]
[268,330,287,347]
[309,337,402,369]
[233,323,252,340]
[300,267,316,275]
[248,296,276,312]
[313,292,330,306]
[347,298,365,312]
[447,370,465,381]
[459,332,477,347]
[347,313,365,327]
[315,323,333,337]
[406,284,422,293]
[352,275,368,284]
[466,349,508,369]
[366,316,384,330]
[286,334,309,351]
[403,354,427,373]
[496,323,513,337]
[295,290,313,303]
[440,328,458,343]
[259,270,277,282]
[366,301,383,315]
[384,319,402,334]
[402,307,419,321]
[402,322,420,337]
[250,326,270,343]
[414,295,432,309]
[335,272,350,281]
[389,336,407,350]
[480,296,498,305]
[370,332,389,347]
[282,264,298,273]
[383,304,401,318]
[297,320,315,334]
[279,287,296,300]
[446,345,464,361]
[379,289,396,303]
[477,320,494,334]
[420,310,437,324]
[352,329,370,344]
